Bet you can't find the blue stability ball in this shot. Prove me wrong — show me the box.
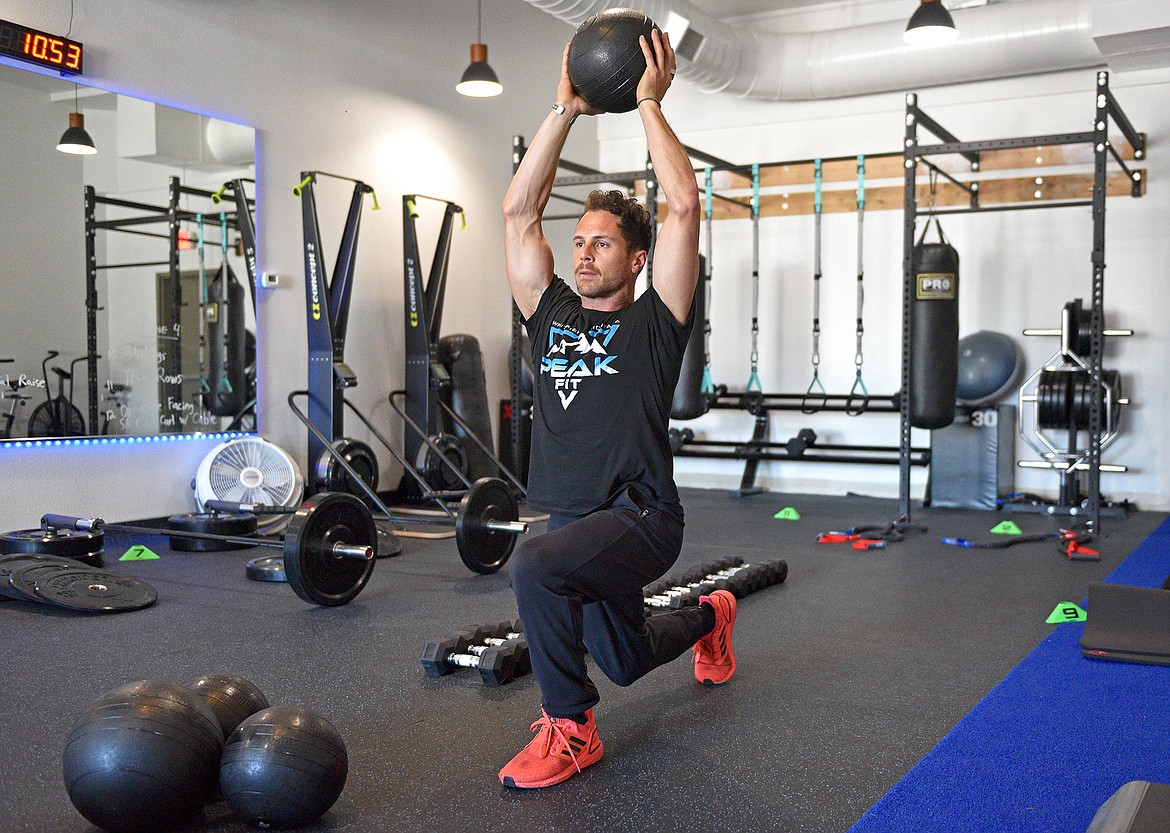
[62,680,225,833]
[220,705,349,829]
[567,8,659,113]
[956,330,1025,405]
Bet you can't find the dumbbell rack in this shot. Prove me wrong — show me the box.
[1014,299,1133,518]
[643,557,788,611]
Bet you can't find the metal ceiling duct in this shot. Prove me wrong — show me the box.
[521,0,1105,100]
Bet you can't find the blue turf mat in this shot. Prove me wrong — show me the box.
[849,516,1170,833]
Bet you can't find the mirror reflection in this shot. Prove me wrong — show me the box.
[0,63,257,442]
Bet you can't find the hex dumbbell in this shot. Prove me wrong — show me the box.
[420,621,529,686]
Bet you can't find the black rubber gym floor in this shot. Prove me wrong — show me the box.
[1,488,1164,833]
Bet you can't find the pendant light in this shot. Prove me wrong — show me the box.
[904,0,959,46]
[57,85,96,155]
[457,0,503,98]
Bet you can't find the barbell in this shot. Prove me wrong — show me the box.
[42,492,377,607]
[208,476,527,576]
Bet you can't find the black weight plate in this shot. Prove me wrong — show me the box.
[0,553,77,601]
[8,561,92,603]
[0,528,105,561]
[166,512,258,552]
[34,568,157,613]
[455,477,518,575]
[284,492,376,606]
[245,555,287,583]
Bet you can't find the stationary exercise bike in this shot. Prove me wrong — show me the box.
[26,351,87,438]
[0,360,30,439]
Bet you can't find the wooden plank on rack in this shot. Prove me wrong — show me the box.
[653,169,1145,219]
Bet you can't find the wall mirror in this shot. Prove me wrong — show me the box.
[0,62,257,443]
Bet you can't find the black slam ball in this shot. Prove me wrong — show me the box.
[188,672,271,741]
[220,705,349,829]
[568,8,660,113]
[62,679,225,833]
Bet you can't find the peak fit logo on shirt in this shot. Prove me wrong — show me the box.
[540,320,620,409]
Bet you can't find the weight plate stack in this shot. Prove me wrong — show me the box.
[166,513,259,552]
[0,528,105,565]
[1,553,80,600]
[0,554,157,613]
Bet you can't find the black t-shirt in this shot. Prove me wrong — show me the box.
[523,277,694,517]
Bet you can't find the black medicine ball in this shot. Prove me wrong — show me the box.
[568,8,660,114]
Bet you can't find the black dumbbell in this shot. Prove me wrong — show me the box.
[645,565,746,608]
[420,623,529,685]
[785,428,818,459]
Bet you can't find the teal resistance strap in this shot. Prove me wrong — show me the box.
[846,155,869,415]
[802,159,826,413]
[700,167,715,398]
[745,164,762,395]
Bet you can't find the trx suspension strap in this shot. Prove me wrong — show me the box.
[196,213,211,396]
[700,167,715,399]
[215,212,234,405]
[802,159,826,413]
[745,163,762,397]
[846,155,869,415]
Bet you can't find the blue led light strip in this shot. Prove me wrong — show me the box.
[1,431,251,450]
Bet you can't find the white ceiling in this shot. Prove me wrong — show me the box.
[691,0,854,17]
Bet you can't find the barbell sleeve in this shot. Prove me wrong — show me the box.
[486,520,528,534]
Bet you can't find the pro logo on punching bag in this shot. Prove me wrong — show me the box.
[910,218,960,430]
[916,273,957,300]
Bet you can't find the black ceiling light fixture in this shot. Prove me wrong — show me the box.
[904,0,959,46]
[456,0,503,97]
[57,84,96,155]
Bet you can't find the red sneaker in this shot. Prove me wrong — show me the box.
[498,708,604,789]
[693,589,737,685]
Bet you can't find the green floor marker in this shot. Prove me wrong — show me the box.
[991,520,1023,535]
[773,507,801,521]
[119,545,160,561]
[1046,602,1087,624]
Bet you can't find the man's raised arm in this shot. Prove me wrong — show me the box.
[636,31,701,326]
[501,46,599,320]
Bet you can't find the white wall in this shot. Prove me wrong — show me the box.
[0,0,594,529]
[598,66,1170,509]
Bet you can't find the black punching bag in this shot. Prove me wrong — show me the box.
[205,262,248,417]
[909,219,959,429]
[671,255,708,420]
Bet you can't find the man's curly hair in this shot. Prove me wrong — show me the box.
[583,190,652,254]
